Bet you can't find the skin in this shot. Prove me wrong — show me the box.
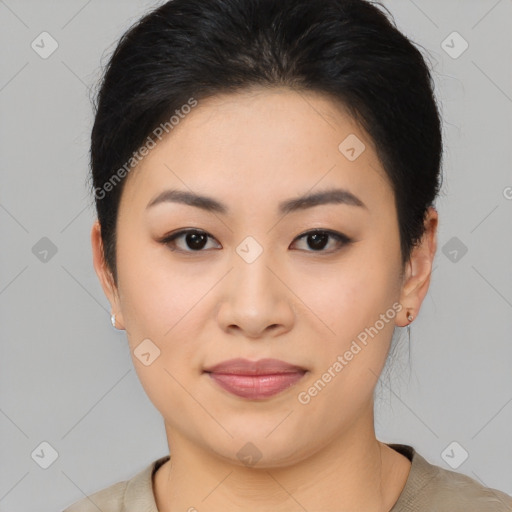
[91,86,438,512]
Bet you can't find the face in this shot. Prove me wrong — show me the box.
[92,87,437,468]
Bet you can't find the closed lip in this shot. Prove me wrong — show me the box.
[203,358,306,375]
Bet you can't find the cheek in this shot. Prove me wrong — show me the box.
[121,273,210,381]
[291,246,401,377]
[130,357,200,431]
[292,254,396,335]
[118,236,218,334]
[116,232,211,337]
[116,254,215,414]
[292,267,399,419]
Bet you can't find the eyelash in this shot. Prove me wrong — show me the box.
[159,228,352,254]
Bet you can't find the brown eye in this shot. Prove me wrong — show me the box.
[291,230,352,253]
[161,229,221,252]
[160,228,351,254]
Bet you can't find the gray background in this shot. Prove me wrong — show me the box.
[1,0,511,510]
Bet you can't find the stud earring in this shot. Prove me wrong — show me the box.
[407,311,414,323]
[111,313,116,328]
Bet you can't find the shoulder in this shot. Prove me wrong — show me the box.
[390,444,512,512]
[61,455,170,512]
[422,463,512,511]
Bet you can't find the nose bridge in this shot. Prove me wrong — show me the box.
[232,235,277,298]
[215,236,294,337]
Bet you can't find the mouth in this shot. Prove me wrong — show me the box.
[203,358,307,400]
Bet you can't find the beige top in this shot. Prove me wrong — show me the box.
[62,444,512,511]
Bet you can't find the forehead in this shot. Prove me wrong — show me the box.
[119,87,392,213]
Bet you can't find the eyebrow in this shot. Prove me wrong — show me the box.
[146,187,367,215]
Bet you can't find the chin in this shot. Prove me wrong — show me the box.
[205,430,312,469]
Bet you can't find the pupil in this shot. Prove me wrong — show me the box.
[308,233,328,250]
[183,232,330,251]
[187,232,207,250]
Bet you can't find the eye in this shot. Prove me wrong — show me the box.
[160,228,352,254]
[291,229,352,253]
[160,229,221,252]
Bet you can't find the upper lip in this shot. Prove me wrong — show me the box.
[203,358,306,375]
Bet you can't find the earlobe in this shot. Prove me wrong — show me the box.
[110,312,124,330]
[396,207,438,327]
[91,220,124,329]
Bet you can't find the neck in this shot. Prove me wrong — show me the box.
[154,406,407,512]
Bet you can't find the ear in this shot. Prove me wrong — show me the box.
[91,220,125,329]
[397,206,438,327]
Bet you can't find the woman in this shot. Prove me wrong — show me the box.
[63,0,512,510]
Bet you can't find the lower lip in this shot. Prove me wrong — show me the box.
[207,372,306,399]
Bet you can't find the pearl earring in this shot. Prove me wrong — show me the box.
[407,311,414,322]
[111,313,116,328]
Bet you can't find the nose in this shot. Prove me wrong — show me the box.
[216,248,295,339]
